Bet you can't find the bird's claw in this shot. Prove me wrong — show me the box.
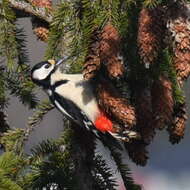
[109,130,141,142]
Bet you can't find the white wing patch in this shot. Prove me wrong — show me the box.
[54,100,75,120]
[54,78,100,122]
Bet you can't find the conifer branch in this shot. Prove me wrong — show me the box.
[0,0,17,70]
[92,155,118,190]
[26,100,54,140]
[70,123,96,190]
[7,0,52,23]
[22,128,74,189]
[108,145,142,190]
[0,174,23,190]
[16,27,30,66]
[0,71,7,108]
[5,71,38,109]
[0,128,25,153]
[45,1,73,59]
[0,152,24,190]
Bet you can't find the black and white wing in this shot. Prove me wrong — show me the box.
[50,91,94,131]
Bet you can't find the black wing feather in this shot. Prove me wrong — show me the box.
[51,92,94,129]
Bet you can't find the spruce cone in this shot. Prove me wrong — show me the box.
[83,31,101,80]
[34,27,49,41]
[125,141,149,166]
[136,89,155,145]
[31,0,52,9]
[138,7,165,68]
[97,78,136,128]
[166,3,190,85]
[151,75,174,130]
[100,24,125,78]
[168,103,187,144]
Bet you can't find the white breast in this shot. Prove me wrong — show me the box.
[51,70,100,122]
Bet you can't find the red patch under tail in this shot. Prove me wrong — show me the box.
[95,113,114,132]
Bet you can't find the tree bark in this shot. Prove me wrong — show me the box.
[71,122,96,190]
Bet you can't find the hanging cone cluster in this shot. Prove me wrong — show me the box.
[126,89,154,165]
[83,25,136,135]
[83,24,125,80]
[96,78,136,129]
[125,141,149,166]
[138,7,165,68]
[151,75,174,130]
[83,30,101,80]
[81,4,189,166]
[166,3,190,85]
[100,24,125,79]
[135,89,155,145]
[31,0,52,9]
[168,103,187,144]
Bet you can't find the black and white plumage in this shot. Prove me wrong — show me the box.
[31,59,140,142]
[31,59,100,132]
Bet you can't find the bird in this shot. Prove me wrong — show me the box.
[31,58,139,142]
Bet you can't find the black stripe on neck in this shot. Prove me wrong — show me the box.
[51,80,69,90]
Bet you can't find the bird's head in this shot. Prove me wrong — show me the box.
[31,58,64,88]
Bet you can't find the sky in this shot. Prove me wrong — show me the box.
[6,17,190,190]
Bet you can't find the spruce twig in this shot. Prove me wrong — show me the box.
[108,145,142,190]
[92,155,117,190]
[25,100,54,140]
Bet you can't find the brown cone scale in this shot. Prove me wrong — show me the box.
[138,7,165,68]
[34,27,49,42]
[83,30,101,80]
[151,75,174,130]
[96,78,136,128]
[166,2,190,85]
[168,103,187,144]
[100,24,125,79]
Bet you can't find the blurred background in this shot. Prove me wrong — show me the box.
[6,17,190,190]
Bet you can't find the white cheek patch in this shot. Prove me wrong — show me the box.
[32,66,53,80]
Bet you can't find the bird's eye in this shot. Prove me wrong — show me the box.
[44,64,51,69]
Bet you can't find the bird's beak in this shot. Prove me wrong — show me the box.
[55,56,69,66]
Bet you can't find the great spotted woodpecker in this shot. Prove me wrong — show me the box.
[31,58,139,141]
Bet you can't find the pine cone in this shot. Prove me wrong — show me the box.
[97,78,136,128]
[100,24,125,78]
[83,30,101,80]
[166,2,190,85]
[135,89,155,145]
[168,103,187,144]
[138,7,166,68]
[125,141,149,166]
[31,0,52,9]
[34,27,49,41]
[151,75,174,130]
